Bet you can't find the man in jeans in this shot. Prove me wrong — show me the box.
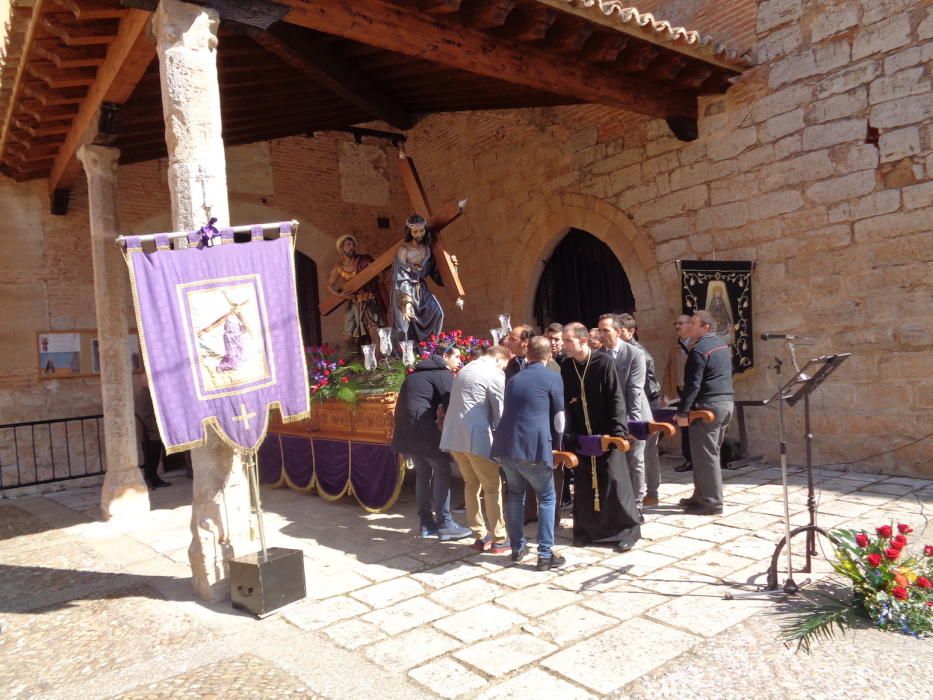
[491,336,566,571]
[393,345,472,541]
[676,310,734,515]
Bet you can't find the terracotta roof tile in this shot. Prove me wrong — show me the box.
[570,0,753,69]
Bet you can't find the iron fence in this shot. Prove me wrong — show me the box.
[0,414,105,490]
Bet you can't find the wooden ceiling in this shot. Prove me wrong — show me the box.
[0,0,748,208]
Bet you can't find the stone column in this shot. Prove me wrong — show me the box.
[153,0,251,602]
[78,144,151,520]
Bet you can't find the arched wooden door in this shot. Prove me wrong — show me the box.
[533,228,635,329]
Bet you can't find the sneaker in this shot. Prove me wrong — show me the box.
[472,536,492,552]
[511,545,528,562]
[419,525,439,539]
[437,522,472,541]
[536,553,566,571]
[489,540,511,554]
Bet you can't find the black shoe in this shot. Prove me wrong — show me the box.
[674,463,693,473]
[572,536,588,547]
[616,541,635,553]
[683,503,723,516]
[153,478,171,488]
[536,553,566,571]
[679,497,700,507]
[511,545,528,563]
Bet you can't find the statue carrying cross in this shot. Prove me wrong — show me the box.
[318,151,467,344]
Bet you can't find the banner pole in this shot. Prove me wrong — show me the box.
[114,220,299,246]
[246,450,269,562]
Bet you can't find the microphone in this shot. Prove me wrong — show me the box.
[760,332,803,340]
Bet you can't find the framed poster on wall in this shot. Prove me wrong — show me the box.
[37,330,142,379]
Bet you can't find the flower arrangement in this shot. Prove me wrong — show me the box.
[306,329,490,403]
[781,522,932,652]
[415,330,492,364]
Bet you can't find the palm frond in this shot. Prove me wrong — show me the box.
[779,594,858,654]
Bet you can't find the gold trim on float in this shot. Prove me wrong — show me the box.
[282,436,315,493]
[312,437,352,502]
[351,453,407,514]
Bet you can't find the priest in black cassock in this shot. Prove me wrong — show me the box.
[559,322,642,552]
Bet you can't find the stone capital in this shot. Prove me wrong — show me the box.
[152,0,220,51]
[77,144,120,179]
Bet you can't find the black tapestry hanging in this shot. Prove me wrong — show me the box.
[680,260,754,373]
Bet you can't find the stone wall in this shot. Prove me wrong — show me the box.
[399,0,932,476]
[0,133,411,440]
[0,0,930,478]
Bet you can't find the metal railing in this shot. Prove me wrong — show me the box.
[0,414,105,490]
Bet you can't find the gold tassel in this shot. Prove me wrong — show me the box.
[590,457,600,512]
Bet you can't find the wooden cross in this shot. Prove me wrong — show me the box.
[318,152,466,316]
[233,403,257,432]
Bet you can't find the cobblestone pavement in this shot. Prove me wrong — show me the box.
[1,458,931,699]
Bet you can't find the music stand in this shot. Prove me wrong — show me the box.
[725,352,850,598]
[761,353,850,589]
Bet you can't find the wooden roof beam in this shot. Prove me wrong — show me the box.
[47,9,154,210]
[251,24,413,131]
[33,40,109,68]
[51,0,128,21]
[580,32,628,63]
[418,0,462,14]
[460,0,517,30]
[543,18,594,53]
[0,0,47,174]
[281,0,696,120]
[41,16,121,46]
[498,6,557,42]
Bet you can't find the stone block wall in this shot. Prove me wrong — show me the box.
[400,0,932,475]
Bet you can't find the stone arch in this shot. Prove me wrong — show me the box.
[508,192,661,324]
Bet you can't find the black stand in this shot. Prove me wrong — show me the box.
[725,351,850,598]
[763,352,850,589]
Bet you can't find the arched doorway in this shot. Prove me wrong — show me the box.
[533,228,635,329]
[295,251,322,347]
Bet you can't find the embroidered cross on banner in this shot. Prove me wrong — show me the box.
[233,403,257,432]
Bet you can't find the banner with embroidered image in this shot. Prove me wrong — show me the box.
[123,223,309,453]
[680,260,754,374]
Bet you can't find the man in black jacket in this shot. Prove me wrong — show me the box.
[393,345,471,540]
[676,310,734,515]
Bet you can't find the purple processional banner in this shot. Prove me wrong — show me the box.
[123,223,310,454]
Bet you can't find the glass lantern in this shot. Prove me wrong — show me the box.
[399,340,416,367]
[361,344,377,371]
[377,326,393,356]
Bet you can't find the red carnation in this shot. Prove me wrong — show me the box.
[891,586,909,601]
[341,376,349,383]
[338,359,346,366]
[323,370,330,376]
[406,367,414,374]
[885,547,900,561]
[855,533,870,548]
[419,342,426,348]
[866,553,882,567]
[916,577,932,589]
[925,545,933,557]
[876,525,893,538]
[892,534,907,549]
[897,523,913,535]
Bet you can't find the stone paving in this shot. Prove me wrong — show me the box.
[1,457,931,699]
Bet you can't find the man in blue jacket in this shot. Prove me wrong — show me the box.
[676,310,734,515]
[491,336,566,571]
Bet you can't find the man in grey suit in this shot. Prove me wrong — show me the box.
[618,313,662,507]
[441,345,511,552]
[597,313,651,509]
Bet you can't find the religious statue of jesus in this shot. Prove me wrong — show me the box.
[391,214,451,343]
[327,234,387,348]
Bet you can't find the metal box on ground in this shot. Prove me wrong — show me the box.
[229,547,306,617]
